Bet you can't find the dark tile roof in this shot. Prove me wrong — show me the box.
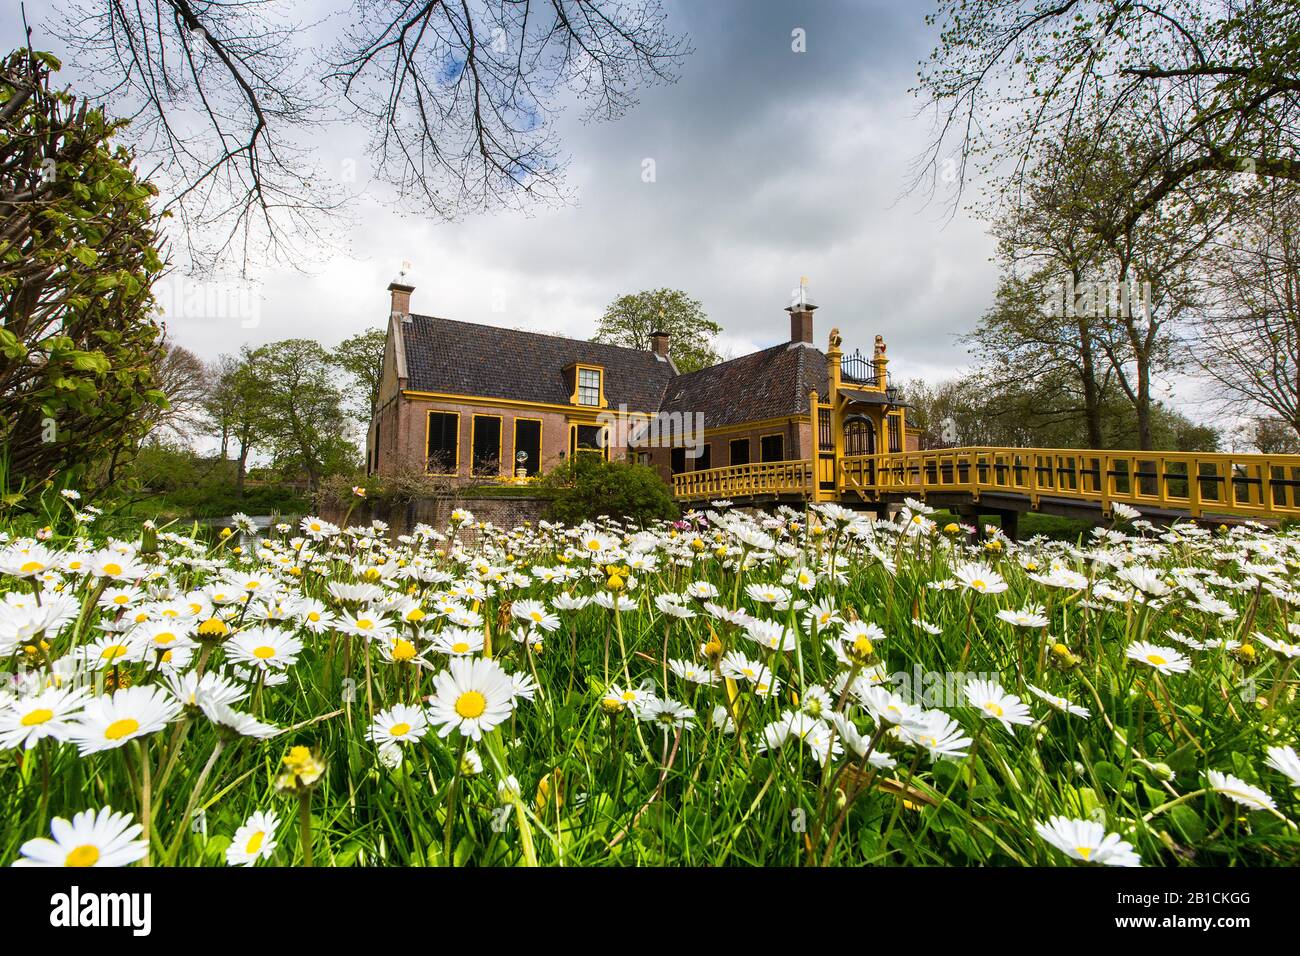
[659,343,828,428]
[401,314,676,411]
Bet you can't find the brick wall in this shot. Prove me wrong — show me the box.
[322,493,552,537]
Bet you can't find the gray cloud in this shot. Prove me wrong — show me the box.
[7,0,999,387]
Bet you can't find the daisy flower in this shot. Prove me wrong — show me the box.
[0,686,89,750]
[964,678,1034,732]
[368,704,429,748]
[199,698,279,740]
[637,696,695,731]
[430,627,485,656]
[1034,816,1141,866]
[1205,770,1276,812]
[900,710,972,762]
[226,810,280,867]
[68,687,181,755]
[225,628,304,672]
[511,599,560,632]
[12,807,148,867]
[1125,641,1192,675]
[996,606,1049,628]
[1026,684,1091,719]
[426,657,516,740]
[952,562,1007,594]
[1264,745,1300,788]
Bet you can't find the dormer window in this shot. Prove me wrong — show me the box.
[577,367,601,405]
[568,363,606,407]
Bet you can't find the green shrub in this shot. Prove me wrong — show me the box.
[539,455,677,526]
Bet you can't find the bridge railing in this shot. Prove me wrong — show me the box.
[846,447,1300,519]
[672,459,814,502]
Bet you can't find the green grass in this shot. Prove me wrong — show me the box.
[1,507,1297,867]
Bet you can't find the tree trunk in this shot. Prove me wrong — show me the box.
[1076,310,1104,448]
[236,438,250,497]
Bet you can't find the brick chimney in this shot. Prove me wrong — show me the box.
[388,280,415,320]
[650,330,670,359]
[785,276,817,346]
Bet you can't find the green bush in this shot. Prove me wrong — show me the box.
[539,455,677,526]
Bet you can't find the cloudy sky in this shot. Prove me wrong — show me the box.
[8,1,1010,386]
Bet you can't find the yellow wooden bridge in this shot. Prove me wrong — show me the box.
[671,330,1300,535]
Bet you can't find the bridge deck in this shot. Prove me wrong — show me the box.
[672,447,1300,524]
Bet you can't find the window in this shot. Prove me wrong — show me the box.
[513,418,542,476]
[571,423,607,459]
[635,451,652,467]
[694,443,712,471]
[577,367,602,406]
[888,414,902,454]
[671,447,687,475]
[471,415,502,476]
[426,412,459,474]
[760,434,784,463]
[845,418,874,456]
[372,418,380,474]
[729,438,750,466]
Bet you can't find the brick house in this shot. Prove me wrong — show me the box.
[366,279,918,491]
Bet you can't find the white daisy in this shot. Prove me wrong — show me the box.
[368,704,429,747]
[1125,641,1192,675]
[225,628,303,672]
[1264,745,1300,788]
[225,810,280,866]
[1034,816,1141,866]
[12,807,148,867]
[426,657,516,740]
[1205,770,1276,812]
[68,687,181,754]
[0,686,90,750]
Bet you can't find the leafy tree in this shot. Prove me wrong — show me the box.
[594,289,721,373]
[540,455,677,525]
[0,49,167,504]
[247,339,355,490]
[1239,418,1300,455]
[330,327,387,425]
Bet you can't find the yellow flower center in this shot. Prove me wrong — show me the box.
[253,646,276,659]
[154,632,176,645]
[451,642,470,654]
[246,831,265,854]
[984,702,1004,717]
[1146,654,1167,666]
[65,844,100,867]
[1075,846,1093,861]
[20,561,43,573]
[112,595,129,605]
[100,644,129,660]
[198,618,228,636]
[21,708,54,726]
[308,611,321,622]
[356,619,374,630]
[454,690,487,719]
[103,563,122,576]
[971,580,986,591]
[391,639,417,661]
[105,718,140,740]
[390,722,411,737]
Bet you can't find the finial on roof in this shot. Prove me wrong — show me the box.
[786,276,817,312]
